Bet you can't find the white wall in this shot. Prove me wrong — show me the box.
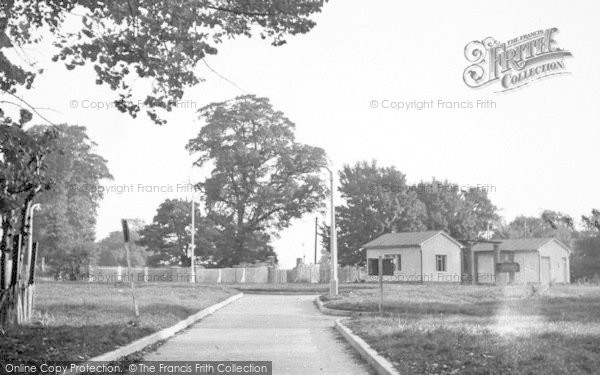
[366,247,422,282]
[421,234,462,283]
[513,251,540,284]
[539,240,571,283]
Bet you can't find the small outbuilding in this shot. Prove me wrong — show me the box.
[362,231,463,283]
[472,238,571,284]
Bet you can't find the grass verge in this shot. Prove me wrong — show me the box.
[335,284,600,374]
[0,281,236,364]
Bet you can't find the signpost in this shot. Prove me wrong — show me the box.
[496,262,520,273]
[378,256,383,314]
[121,219,139,318]
[378,254,395,314]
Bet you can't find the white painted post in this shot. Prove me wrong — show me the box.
[241,268,246,283]
[378,256,383,314]
[217,268,222,284]
[144,267,149,283]
[117,265,122,282]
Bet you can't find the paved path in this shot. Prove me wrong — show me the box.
[144,294,373,374]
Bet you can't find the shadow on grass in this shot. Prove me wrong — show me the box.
[0,303,207,365]
[0,324,155,364]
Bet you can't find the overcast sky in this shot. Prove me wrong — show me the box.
[8,0,600,268]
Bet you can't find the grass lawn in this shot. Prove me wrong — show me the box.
[332,284,600,374]
[0,281,236,364]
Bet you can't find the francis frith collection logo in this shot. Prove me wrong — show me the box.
[463,28,572,92]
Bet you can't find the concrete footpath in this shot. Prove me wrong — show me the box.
[144,295,374,374]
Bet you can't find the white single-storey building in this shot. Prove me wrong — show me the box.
[472,238,571,284]
[362,231,463,283]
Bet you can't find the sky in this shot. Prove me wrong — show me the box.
[5,0,600,268]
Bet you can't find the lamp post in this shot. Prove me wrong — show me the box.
[321,165,338,297]
[190,199,196,283]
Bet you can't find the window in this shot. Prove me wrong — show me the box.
[383,259,394,275]
[368,258,395,276]
[436,255,447,272]
[395,255,402,271]
[368,258,379,276]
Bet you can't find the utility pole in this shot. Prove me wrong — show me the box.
[314,217,318,265]
[323,166,338,297]
[190,199,196,283]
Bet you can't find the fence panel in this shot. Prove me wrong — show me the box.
[77,264,364,284]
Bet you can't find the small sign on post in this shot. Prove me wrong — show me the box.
[496,262,520,273]
[121,219,139,318]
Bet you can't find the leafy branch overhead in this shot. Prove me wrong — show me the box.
[1,0,328,124]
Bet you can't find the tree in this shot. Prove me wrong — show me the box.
[321,161,426,265]
[498,210,574,246]
[414,179,499,240]
[97,220,148,267]
[2,0,328,124]
[187,95,328,265]
[27,125,112,276]
[137,199,219,267]
[571,209,600,281]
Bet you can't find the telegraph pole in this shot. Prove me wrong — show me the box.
[314,217,318,265]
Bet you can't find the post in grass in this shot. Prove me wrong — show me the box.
[121,219,139,318]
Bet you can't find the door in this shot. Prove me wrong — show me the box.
[476,253,494,284]
[540,256,551,284]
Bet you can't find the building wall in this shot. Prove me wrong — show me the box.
[512,251,540,284]
[366,247,422,282]
[476,251,540,284]
[475,252,494,284]
[539,241,571,283]
[421,234,462,283]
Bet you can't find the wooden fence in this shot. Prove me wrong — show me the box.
[85,264,366,284]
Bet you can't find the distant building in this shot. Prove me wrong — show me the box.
[472,238,570,284]
[362,231,463,283]
[362,232,571,285]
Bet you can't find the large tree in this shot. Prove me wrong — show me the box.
[322,161,426,265]
[187,95,328,265]
[28,124,112,276]
[414,179,499,241]
[137,199,219,267]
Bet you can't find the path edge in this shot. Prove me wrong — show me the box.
[314,295,375,316]
[63,292,244,375]
[335,319,400,375]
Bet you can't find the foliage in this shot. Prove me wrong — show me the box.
[321,165,499,265]
[187,95,328,265]
[25,125,112,276]
[97,219,147,267]
[413,178,499,241]
[571,233,600,281]
[1,0,328,124]
[137,199,219,267]
[321,161,426,265]
[496,210,574,246]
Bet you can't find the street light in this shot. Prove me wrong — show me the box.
[190,198,196,283]
[320,165,338,297]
